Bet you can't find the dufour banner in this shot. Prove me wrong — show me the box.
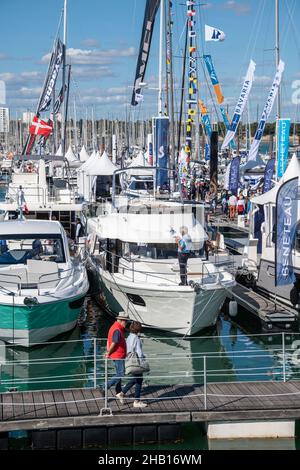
[131,0,160,106]
[277,118,291,178]
[263,157,276,193]
[247,60,285,166]
[203,55,224,104]
[153,116,169,187]
[275,177,298,286]
[229,156,240,195]
[38,39,64,113]
[222,60,256,150]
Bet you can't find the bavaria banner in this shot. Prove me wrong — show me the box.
[263,157,276,193]
[275,177,299,286]
[222,60,256,150]
[153,116,169,188]
[38,39,64,114]
[131,0,160,106]
[277,118,291,178]
[247,60,285,166]
[229,156,240,195]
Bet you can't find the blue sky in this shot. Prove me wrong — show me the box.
[0,0,300,122]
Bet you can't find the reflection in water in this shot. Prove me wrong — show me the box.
[0,299,299,392]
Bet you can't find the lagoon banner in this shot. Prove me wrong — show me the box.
[153,116,169,188]
[275,176,298,287]
[263,157,276,193]
[277,118,291,178]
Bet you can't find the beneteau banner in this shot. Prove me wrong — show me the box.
[131,0,160,106]
[263,157,275,193]
[275,177,298,287]
[38,39,64,114]
[247,60,285,165]
[222,60,256,150]
[203,55,224,104]
[277,118,291,179]
[153,116,169,187]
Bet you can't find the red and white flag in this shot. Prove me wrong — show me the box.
[29,116,53,137]
[187,10,196,17]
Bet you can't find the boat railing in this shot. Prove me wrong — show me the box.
[0,272,22,295]
[95,248,232,287]
[37,266,80,294]
[0,332,299,397]
[7,186,47,205]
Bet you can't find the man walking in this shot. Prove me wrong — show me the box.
[176,226,192,286]
[106,311,130,403]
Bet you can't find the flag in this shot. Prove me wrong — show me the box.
[229,156,240,195]
[38,39,64,113]
[153,116,169,187]
[189,46,196,53]
[131,0,160,106]
[275,177,298,286]
[53,84,67,114]
[277,118,291,178]
[205,24,225,42]
[189,31,196,37]
[222,60,256,150]
[29,116,53,137]
[187,10,196,17]
[263,158,275,193]
[247,60,285,166]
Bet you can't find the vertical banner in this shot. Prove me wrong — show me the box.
[147,133,153,165]
[229,156,240,195]
[275,177,298,286]
[198,99,212,137]
[277,118,291,178]
[185,0,197,162]
[210,131,218,191]
[221,60,256,150]
[263,157,276,193]
[247,60,285,166]
[131,0,160,106]
[153,116,169,187]
[203,54,224,104]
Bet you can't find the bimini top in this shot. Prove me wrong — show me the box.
[251,154,300,206]
[88,211,207,245]
[0,219,63,236]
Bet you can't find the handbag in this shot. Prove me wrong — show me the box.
[125,336,150,375]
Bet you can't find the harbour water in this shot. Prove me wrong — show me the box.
[3,298,300,450]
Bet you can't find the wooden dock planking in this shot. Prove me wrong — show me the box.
[1,382,300,430]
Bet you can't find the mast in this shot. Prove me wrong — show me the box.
[185,0,197,163]
[275,0,280,119]
[61,0,68,156]
[168,0,176,187]
[158,0,165,115]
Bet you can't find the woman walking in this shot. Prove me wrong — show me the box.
[121,321,148,408]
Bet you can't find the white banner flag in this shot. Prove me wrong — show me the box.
[247,60,285,165]
[205,24,225,42]
[222,60,256,150]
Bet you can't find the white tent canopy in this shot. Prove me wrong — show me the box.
[79,145,89,163]
[85,151,118,176]
[65,145,80,167]
[55,144,63,156]
[251,154,300,205]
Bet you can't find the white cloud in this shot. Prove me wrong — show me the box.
[72,66,115,80]
[223,1,250,15]
[81,38,100,48]
[42,47,135,65]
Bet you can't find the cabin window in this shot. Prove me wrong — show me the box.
[0,234,66,264]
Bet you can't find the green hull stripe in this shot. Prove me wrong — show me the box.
[0,295,85,330]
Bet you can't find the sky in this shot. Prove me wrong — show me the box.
[0,0,300,122]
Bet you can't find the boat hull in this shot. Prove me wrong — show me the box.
[98,271,227,335]
[0,294,86,346]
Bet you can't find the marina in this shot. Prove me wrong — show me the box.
[1,0,300,456]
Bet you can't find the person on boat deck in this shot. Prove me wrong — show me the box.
[75,218,84,243]
[176,226,192,286]
[105,311,130,403]
[17,185,26,217]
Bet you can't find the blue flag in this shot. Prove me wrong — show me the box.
[275,177,298,286]
[263,158,275,193]
[229,156,240,195]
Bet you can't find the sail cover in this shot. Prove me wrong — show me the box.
[131,0,160,106]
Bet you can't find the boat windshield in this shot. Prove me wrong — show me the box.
[0,234,66,265]
[127,179,154,191]
[122,242,198,260]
